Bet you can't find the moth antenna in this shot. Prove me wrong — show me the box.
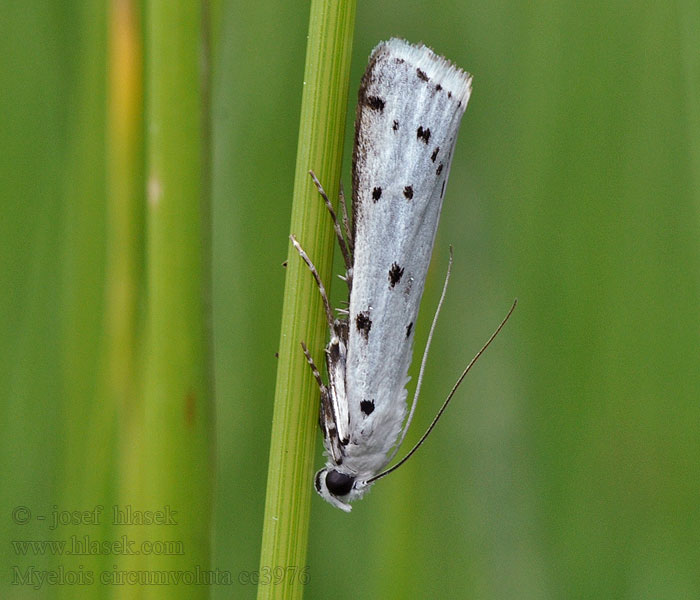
[386,246,453,464]
[367,297,518,484]
[290,234,335,330]
[308,171,353,272]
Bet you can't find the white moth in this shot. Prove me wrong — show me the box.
[291,38,515,511]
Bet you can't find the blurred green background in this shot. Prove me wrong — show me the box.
[2,1,699,598]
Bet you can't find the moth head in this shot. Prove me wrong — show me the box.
[314,468,371,512]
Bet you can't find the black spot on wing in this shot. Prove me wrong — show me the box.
[403,186,413,200]
[447,91,452,98]
[431,147,440,162]
[441,180,446,197]
[363,95,385,112]
[360,399,375,416]
[416,68,429,82]
[392,120,399,131]
[388,262,404,287]
[372,186,382,202]
[406,322,413,338]
[417,126,431,144]
[355,311,372,339]
[435,83,442,92]
[436,163,443,176]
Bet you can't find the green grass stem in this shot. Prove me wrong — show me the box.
[258,2,356,598]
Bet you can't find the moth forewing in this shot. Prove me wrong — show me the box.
[302,38,473,512]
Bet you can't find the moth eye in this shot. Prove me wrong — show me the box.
[325,470,355,496]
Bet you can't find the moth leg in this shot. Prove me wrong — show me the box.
[290,234,335,330]
[337,182,354,292]
[303,342,344,463]
[300,340,330,432]
[308,171,353,272]
[300,341,326,393]
[338,181,353,255]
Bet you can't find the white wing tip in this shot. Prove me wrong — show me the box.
[374,38,472,108]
